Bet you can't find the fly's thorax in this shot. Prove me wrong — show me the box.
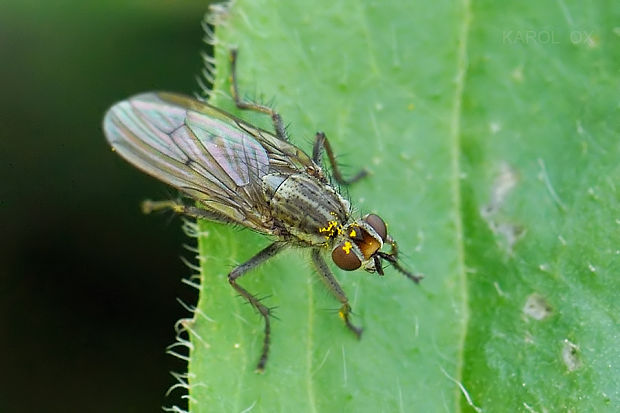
[262,173,350,245]
[331,214,388,272]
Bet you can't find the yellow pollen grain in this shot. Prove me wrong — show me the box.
[349,229,357,237]
[319,219,344,238]
[318,220,337,233]
[342,241,352,254]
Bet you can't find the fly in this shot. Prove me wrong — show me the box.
[103,50,422,372]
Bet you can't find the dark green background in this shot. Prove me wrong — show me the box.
[1,1,209,411]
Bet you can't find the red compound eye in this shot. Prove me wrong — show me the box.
[364,214,387,241]
[332,242,362,271]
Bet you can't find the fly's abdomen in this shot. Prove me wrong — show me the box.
[262,173,349,245]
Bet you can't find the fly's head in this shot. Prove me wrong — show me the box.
[331,214,423,283]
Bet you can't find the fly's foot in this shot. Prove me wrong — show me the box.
[339,303,363,339]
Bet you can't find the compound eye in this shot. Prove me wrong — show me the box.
[332,242,362,271]
[364,214,387,241]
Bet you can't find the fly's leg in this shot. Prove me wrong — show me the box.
[229,49,288,142]
[147,199,289,370]
[311,249,363,338]
[312,132,368,185]
[228,242,286,372]
[230,49,367,184]
[377,235,424,284]
[141,199,234,224]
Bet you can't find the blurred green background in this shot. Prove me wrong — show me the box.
[1,1,210,411]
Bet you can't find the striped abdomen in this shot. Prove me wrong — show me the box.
[262,173,350,245]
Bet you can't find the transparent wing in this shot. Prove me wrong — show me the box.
[155,92,317,174]
[103,92,278,231]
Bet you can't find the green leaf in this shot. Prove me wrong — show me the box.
[458,2,620,411]
[184,1,619,412]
